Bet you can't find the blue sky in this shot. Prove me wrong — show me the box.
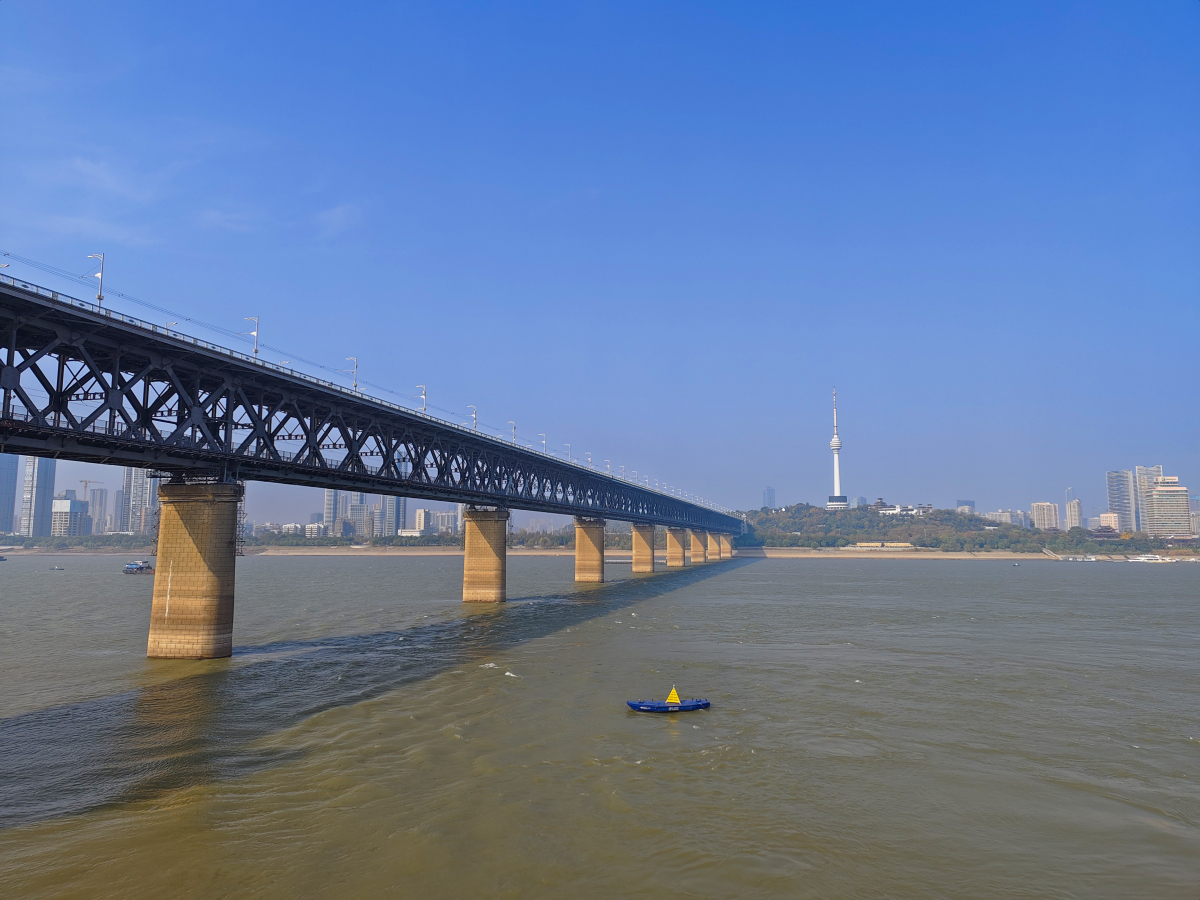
[2,1,1197,523]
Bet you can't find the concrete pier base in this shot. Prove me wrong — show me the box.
[708,532,722,561]
[632,524,656,573]
[690,530,708,564]
[146,482,242,659]
[666,528,687,567]
[574,517,605,583]
[720,534,734,559]
[463,508,509,602]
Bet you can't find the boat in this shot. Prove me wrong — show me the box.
[123,560,155,574]
[627,685,710,713]
[50,566,64,571]
[1128,554,1175,563]
[0,556,6,562]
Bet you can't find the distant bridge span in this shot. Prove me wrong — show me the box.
[0,275,739,533]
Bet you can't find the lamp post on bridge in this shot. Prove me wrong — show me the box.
[508,421,516,444]
[564,443,571,463]
[241,317,260,357]
[468,406,477,430]
[585,452,592,468]
[416,385,426,412]
[604,460,610,474]
[87,253,105,306]
[538,433,546,454]
[343,357,358,390]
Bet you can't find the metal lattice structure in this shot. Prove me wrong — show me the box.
[0,276,741,532]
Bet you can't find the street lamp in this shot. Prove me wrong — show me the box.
[468,406,477,430]
[604,460,610,474]
[240,317,260,356]
[508,421,516,443]
[585,452,592,467]
[344,357,358,390]
[87,253,105,306]
[564,443,571,463]
[164,321,177,331]
[538,433,546,453]
[416,385,426,412]
[619,465,625,479]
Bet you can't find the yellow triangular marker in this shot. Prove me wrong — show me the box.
[666,685,680,704]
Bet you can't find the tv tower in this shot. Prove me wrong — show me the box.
[826,388,848,510]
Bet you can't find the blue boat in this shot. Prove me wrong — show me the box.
[627,685,709,713]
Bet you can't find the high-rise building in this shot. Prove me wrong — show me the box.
[1065,498,1083,530]
[323,489,339,531]
[1134,465,1164,532]
[826,389,848,510]
[51,491,91,536]
[1030,502,1060,531]
[0,453,19,533]
[89,488,108,534]
[433,510,458,533]
[348,501,373,537]
[305,522,327,538]
[378,495,405,537]
[414,508,435,534]
[20,456,56,536]
[956,500,976,514]
[118,467,159,534]
[763,487,776,509]
[985,509,1028,528]
[1143,476,1191,537]
[1105,470,1136,534]
[1192,511,1200,538]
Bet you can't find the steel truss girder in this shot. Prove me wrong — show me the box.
[0,280,739,532]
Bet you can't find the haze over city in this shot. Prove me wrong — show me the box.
[3,2,1196,525]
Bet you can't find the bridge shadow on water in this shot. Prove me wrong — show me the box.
[0,559,753,831]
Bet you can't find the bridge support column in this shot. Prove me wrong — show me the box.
[574,517,605,583]
[463,508,509,602]
[146,482,242,659]
[632,524,656,573]
[666,528,687,567]
[720,534,733,559]
[708,532,722,561]
[690,530,708,564]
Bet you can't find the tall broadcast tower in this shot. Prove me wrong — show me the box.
[826,388,848,510]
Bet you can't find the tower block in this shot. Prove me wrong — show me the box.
[574,517,605,583]
[689,529,708,564]
[147,482,242,659]
[463,508,509,602]
[666,528,687,567]
[631,524,656,573]
[827,388,849,510]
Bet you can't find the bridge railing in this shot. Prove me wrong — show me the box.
[0,275,737,516]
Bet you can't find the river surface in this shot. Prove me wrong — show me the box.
[1,553,1198,898]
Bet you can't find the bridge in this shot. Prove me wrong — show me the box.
[0,274,743,659]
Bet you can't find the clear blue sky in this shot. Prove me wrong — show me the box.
[2,1,1197,523]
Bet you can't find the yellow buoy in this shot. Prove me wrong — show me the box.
[665,685,680,704]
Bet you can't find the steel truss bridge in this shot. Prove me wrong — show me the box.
[0,275,741,533]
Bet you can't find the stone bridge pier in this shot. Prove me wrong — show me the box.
[632,525,656,573]
[574,517,605,583]
[146,482,242,659]
[463,507,509,602]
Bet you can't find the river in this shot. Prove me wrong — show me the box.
[1,553,1197,898]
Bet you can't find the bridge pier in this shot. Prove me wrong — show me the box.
[631,524,656,573]
[574,517,605,583]
[146,482,241,659]
[707,532,722,561]
[690,529,708,564]
[720,534,733,559]
[463,508,509,602]
[666,528,687,567]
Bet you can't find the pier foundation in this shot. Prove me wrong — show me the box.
[463,508,509,602]
[574,517,605,583]
[631,524,656,573]
[708,532,722,561]
[720,534,733,559]
[146,482,242,659]
[690,530,708,564]
[666,528,687,567]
